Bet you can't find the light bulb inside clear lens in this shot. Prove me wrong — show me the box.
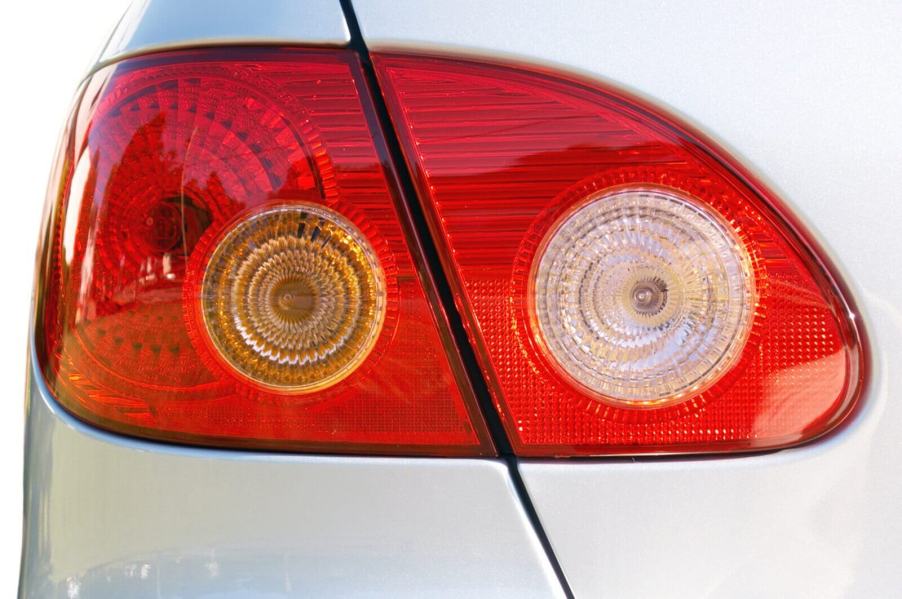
[531,187,755,406]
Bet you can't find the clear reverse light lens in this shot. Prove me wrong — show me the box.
[531,187,755,406]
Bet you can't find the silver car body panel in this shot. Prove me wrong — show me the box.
[20,361,564,598]
[99,0,349,65]
[353,0,902,596]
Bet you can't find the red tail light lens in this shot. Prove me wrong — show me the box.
[374,53,866,456]
[37,48,493,455]
[37,47,866,458]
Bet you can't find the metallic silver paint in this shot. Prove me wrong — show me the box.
[99,0,350,66]
[354,0,902,596]
[20,362,565,598]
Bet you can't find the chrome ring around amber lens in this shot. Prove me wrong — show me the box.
[200,203,386,392]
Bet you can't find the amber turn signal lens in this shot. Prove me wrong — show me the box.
[199,204,387,392]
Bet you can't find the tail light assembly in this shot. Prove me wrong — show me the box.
[36,47,865,457]
[373,54,866,456]
[38,49,493,456]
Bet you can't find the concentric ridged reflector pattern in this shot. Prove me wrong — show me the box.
[532,188,755,405]
[201,204,386,391]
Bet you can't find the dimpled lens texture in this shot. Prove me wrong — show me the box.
[534,188,754,405]
[201,205,386,391]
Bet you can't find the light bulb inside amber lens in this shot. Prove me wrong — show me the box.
[200,204,386,392]
[532,187,755,406]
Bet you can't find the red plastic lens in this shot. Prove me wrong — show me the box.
[374,53,866,456]
[37,48,493,456]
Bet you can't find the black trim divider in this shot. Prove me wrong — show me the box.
[340,9,512,459]
[338,2,575,596]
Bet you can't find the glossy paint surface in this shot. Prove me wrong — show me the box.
[355,0,902,596]
[20,363,564,598]
[99,0,349,64]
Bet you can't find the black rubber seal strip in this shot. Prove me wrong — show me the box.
[338,2,575,596]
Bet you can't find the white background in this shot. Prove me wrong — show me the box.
[0,1,128,594]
